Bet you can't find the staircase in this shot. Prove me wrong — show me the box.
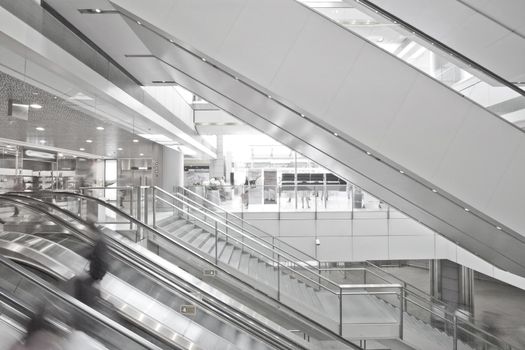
[150,186,515,349]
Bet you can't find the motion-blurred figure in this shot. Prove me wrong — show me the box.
[74,239,109,309]
[10,308,64,350]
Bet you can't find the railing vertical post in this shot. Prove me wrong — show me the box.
[399,286,404,340]
[453,315,458,350]
[339,287,343,336]
[130,187,134,218]
[214,221,218,265]
[152,187,156,227]
[277,254,281,301]
[403,282,407,311]
[144,187,149,225]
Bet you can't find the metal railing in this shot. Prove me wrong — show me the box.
[6,191,361,350]
[154,186,516,350]
[23,187,514,349]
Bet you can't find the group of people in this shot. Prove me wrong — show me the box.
[9,239,110,350]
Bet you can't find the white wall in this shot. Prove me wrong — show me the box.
[239,210,525,291]
[161,147,184,192]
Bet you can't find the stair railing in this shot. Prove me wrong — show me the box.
[157,187,515,350]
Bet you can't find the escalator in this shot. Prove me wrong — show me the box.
[0,253,164,350]
[8,191,514,350]
[0,194,350,350]
[39,0,525,278]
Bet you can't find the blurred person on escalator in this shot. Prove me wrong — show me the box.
[10,307,65,350]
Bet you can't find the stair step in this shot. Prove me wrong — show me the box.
[201,235,219,254]
[181,228,203,242]
[229,249,242,269]
[190,231,211,248]
[219,244,235,264]
[172,224,194,237]
[163,219,186,232]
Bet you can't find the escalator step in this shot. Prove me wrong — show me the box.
[219,244,235,264]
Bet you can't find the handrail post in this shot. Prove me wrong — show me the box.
[214,221,218,265]
[152,187,156,227]
[339,287,343,336]
[144,187,149,225]
[399,285,404,340]
[277,254,281,301]
[453,314,458,350]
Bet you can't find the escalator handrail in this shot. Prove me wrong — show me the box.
[3,193,343,350]
[0,253,163,350]
[298,0,525,98]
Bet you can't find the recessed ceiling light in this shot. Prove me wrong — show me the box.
[6,145,14,148]
[169,39,174,43]
[300,113,305,118]
[366,151,371,155]
[334,132,338,137]
[35,127,45,131]
[464,208,470,212]
[496,226,502,230]
[136,20,142,25]
[86,139,93,143]
[201,57,206,62]
[139,153,144,156]
[53,96,58,99]
[117,147,123,151]
[94,8,101,13]
[431,189,437,193]
[39,140,46,144]
[30,104,42,109]
[96,126,104,130]
[73,155,77,158]
[399,170,405,174]
[132,139,139,143]
[79,148,85,151]
[58,153,64,157]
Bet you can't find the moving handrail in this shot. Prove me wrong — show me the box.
[6,192,362,350]
[0,254,163,350]
[3,194,314,350]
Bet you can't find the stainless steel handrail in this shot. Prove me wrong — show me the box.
[26,191,513,349]
[176,186,321,266]
[2,194,310,350]
[156,188,515,348]
[155,188,341,291]
[155,196,340,294]
[0,255,163,350]
[7,192,362,349]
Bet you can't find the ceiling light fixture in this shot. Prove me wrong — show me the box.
[117,147,123,151]
[431,189,437,193]
[30,104,42,109]
[86,139,93,143]
[79,148,85,151]
[136,20,142,25]
[366,151,371,155]
[58,153,64,157]
[496,226,502,230]
[94,8,101,13]
[96,126,104,130]
[334,132,338,137]
[132,139,139,143]
[35,127,45,131]
[399,170,405,174]
[139,153,144,156]
[39,140,46,144]
[464,208,470,212]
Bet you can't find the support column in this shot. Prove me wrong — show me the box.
[430,260,474,329]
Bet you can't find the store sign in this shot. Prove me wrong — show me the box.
[24,149,57,161]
